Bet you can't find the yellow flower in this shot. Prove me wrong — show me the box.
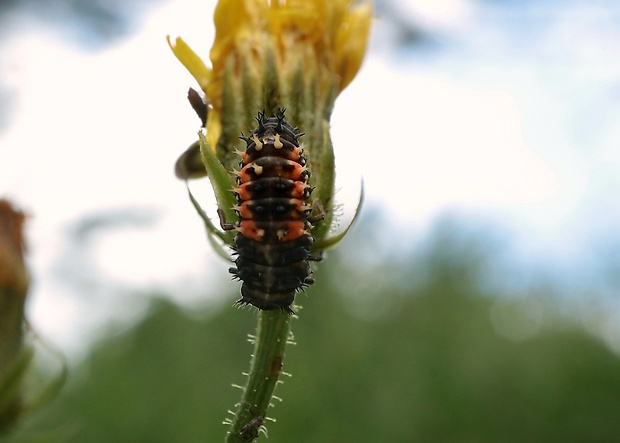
[168,0,370,248]
[168,0,371,156]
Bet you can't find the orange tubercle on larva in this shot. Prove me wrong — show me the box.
[238,220,266,241]
[276,221,307,241]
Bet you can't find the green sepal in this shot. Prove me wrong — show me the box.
[186,185,234,260]
[313,179,364,251]
[198,130,238,245]
[21,335,68,417]
[309,120,336,244]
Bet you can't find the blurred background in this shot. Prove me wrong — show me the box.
[2,0,620,441]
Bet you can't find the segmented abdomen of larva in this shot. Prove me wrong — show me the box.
[229,110,315,314]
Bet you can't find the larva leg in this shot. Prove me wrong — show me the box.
[307,200,325,224]
[217,208,237,231]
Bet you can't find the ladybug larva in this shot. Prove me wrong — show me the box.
[219,110,323,314]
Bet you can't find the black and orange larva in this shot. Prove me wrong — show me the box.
[218,109,322,314]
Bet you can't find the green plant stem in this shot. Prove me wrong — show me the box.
[226,310,291,442]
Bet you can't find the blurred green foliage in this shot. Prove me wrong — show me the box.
[7,217,620,442]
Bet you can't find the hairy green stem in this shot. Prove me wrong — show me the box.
[226,310,291,442]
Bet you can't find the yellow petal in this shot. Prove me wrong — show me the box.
[334,2,372,91]
[206,110,222,153]
[167,35,212,92]
[210,0,268,73]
